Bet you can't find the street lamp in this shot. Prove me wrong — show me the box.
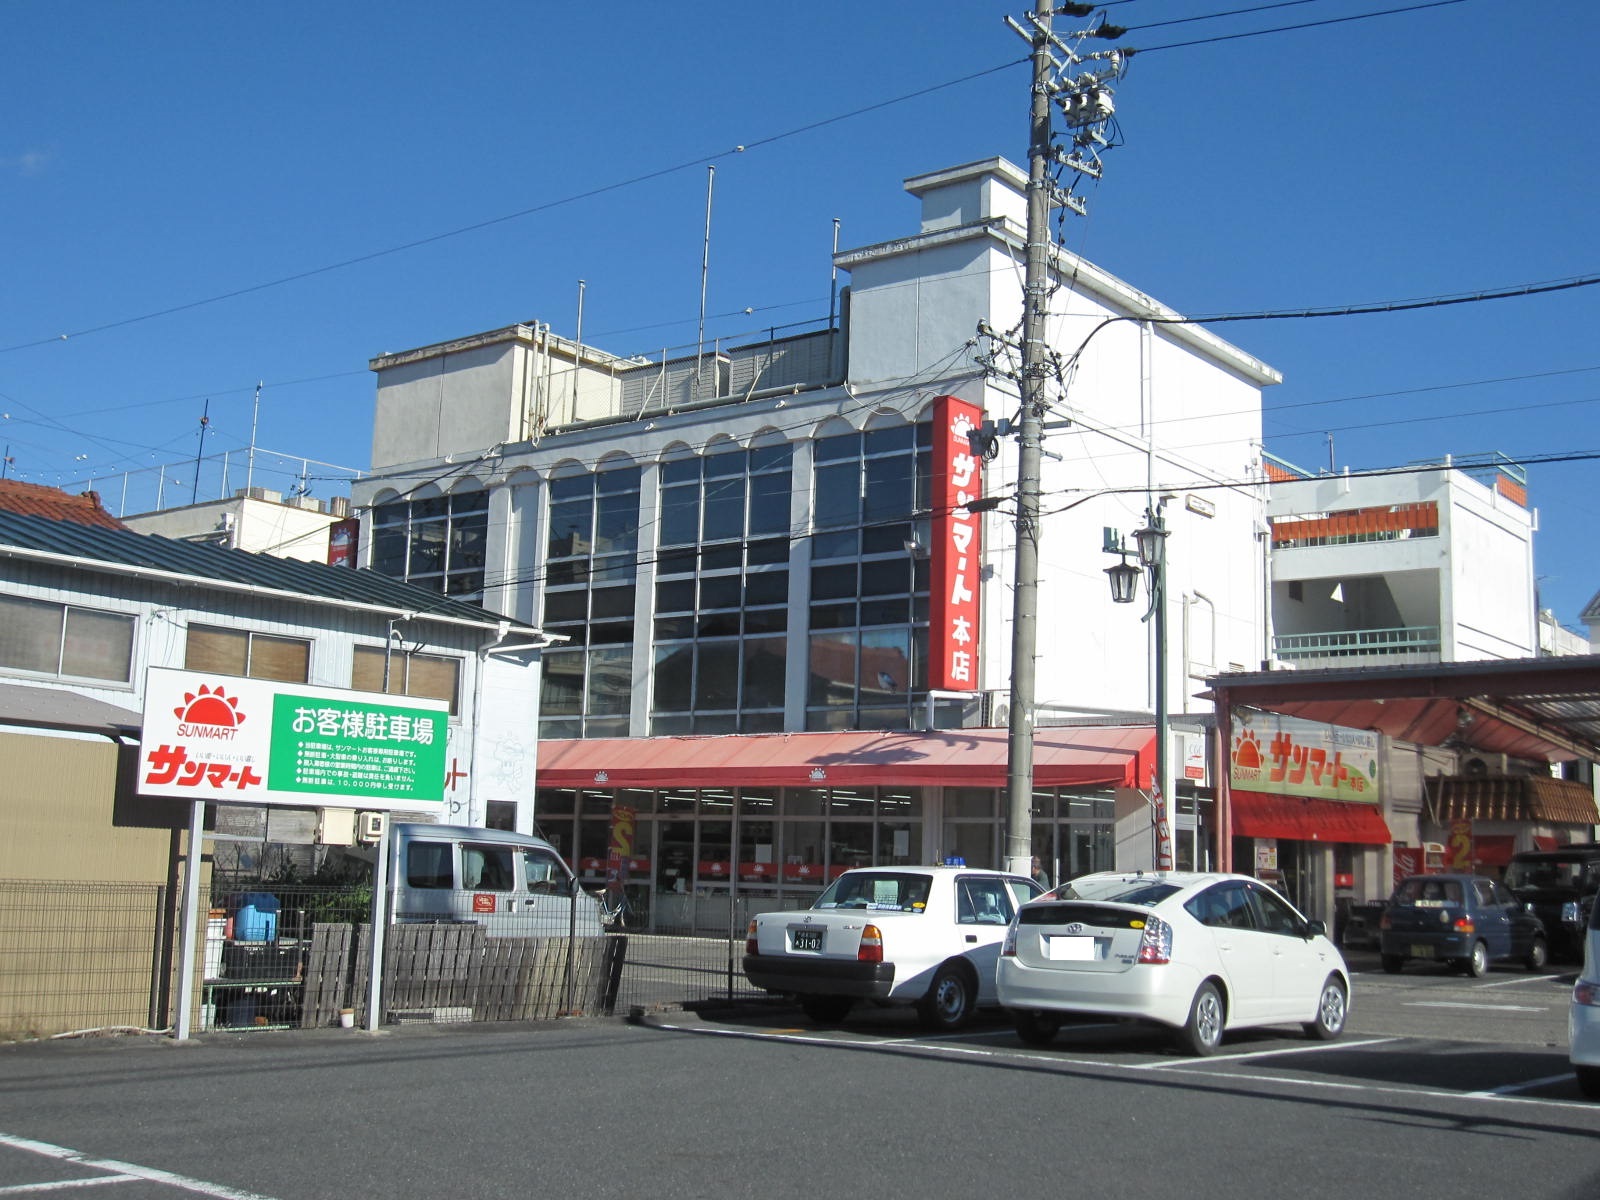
[1104,501,1174,871]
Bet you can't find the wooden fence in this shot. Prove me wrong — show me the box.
[299,923,626,1028]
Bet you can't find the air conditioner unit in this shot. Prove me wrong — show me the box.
[983,690,1010,728]
[1462,753,1512,777]
[356,811,387,843]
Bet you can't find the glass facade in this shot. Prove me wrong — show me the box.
[539,464,642,738]
[651,442,792,734]
[371,490,489,597]
[535,782,1117,932]
[807,423,932,730]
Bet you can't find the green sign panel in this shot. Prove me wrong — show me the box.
[267,693,448,803]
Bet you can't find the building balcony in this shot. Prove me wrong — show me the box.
[1273,625,1442,667]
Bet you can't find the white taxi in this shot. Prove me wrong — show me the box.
[743,866,1043,1029]
[996,871,1349,1055]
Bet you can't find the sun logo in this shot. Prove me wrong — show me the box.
[174,684,245,729]
[1233,727,1262,771]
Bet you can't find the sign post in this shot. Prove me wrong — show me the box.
[140,668,449,1038]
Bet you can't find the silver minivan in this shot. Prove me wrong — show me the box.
[387,823,605,938]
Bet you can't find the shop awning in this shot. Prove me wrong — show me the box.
[538,726,1155,790]
[1425,775,1600,827]
[1230,790,1393,845]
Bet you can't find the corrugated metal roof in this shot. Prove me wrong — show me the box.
[0,509,521,632]
[0,480,127,530]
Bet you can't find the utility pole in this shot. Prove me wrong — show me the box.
[996,3,1125,876]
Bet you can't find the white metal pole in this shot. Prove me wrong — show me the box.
[172,800,205,1040]
[365,819,390,1030]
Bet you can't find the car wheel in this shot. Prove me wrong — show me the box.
[1013,1010,1062,1047]
[1526,937,1549,972]
[917,963,976,1031]
[1303,975,1348,1041]
[799,995,854,1024]
[1578,1066,1600,1100]
[1466,940,1490,978]
[1177,981,1225,1056]
[1381,954,1405,974]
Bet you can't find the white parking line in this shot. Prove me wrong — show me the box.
[1476,973,1567,988]
[0,1134,278,1200]
[0,1178,139,1194]
[1132,1037,1400,1068]
[1404,1001,1548,1012]
[646,1018,1600,1114]
[1467,1072,1577,1097]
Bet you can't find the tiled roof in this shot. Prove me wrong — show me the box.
[0,509,529,633]
[0,479,127,530]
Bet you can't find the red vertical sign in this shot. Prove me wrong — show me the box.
[929,395,983,692]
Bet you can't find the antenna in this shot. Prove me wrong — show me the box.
[829,217,841,330]
[573,279,586,415]
[695,165,715,398]
[190,400,210,504]
[246,380,262,491]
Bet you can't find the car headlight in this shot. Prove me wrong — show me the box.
[1574,981,1600,1008]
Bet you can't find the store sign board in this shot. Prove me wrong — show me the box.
[139,667,449,810]
[1229,710,1379,802]
[929,394,983,692]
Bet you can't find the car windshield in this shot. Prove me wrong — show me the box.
[1391,877,1464,907]
[1503,858,1600,892]
[1053,876,1181,907]
[814,872,932,913]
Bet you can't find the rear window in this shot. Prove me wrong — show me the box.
[1018,903,1150,930]
[1392,877,1464,907]
[814,872,931,913]
[1053,877,1181,907]
[1504,857,1600,894]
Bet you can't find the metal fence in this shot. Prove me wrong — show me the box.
[0,880,777,1041]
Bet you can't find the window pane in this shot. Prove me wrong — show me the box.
[813,463,860,545]
[409,520,446,575]
[0,595,62,673]
[372,525,407,575]
[700,576,741,609]
[540,651,584,716]
[701,475,746,541]
[694,641,741,709]
[653,645,694,712]
[595,492,639,555]
[352,646,387,694]
[548,499,592,558]
[811,564,857,601]
[742,636,786,708]
[744,571,788,607]
[587,646,633,716]
[249,634,310,683]
[808,632,855,706]
[61,608,134,681]
[449,511,487,570]
[861,628,911,696]
[406,654,460,713]
[660,487,700,546]
[186,626,247,675]
[748,471,791,536]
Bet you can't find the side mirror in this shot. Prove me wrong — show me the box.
[1305,919,1327,939]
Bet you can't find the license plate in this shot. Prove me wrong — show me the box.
[1046,935,1095,961]
[1411,944,1434,958]
[791,928,824,952]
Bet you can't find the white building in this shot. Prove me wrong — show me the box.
[123,488,354,565]
[352,158,1283,923]
[1265,455,1538,667]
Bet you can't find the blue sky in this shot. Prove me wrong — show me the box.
[2,0,1596,628]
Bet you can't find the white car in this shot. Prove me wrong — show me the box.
[1568,894,1600,1099]
[995,871,1350,1055]
[743,866,1043,1029]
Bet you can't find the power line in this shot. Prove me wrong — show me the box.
[1125,0,1474,56]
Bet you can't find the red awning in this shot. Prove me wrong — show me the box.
[538,726,1154,790]
[1230,790,1393,845]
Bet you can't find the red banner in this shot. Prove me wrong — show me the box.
[929,395,983,692]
